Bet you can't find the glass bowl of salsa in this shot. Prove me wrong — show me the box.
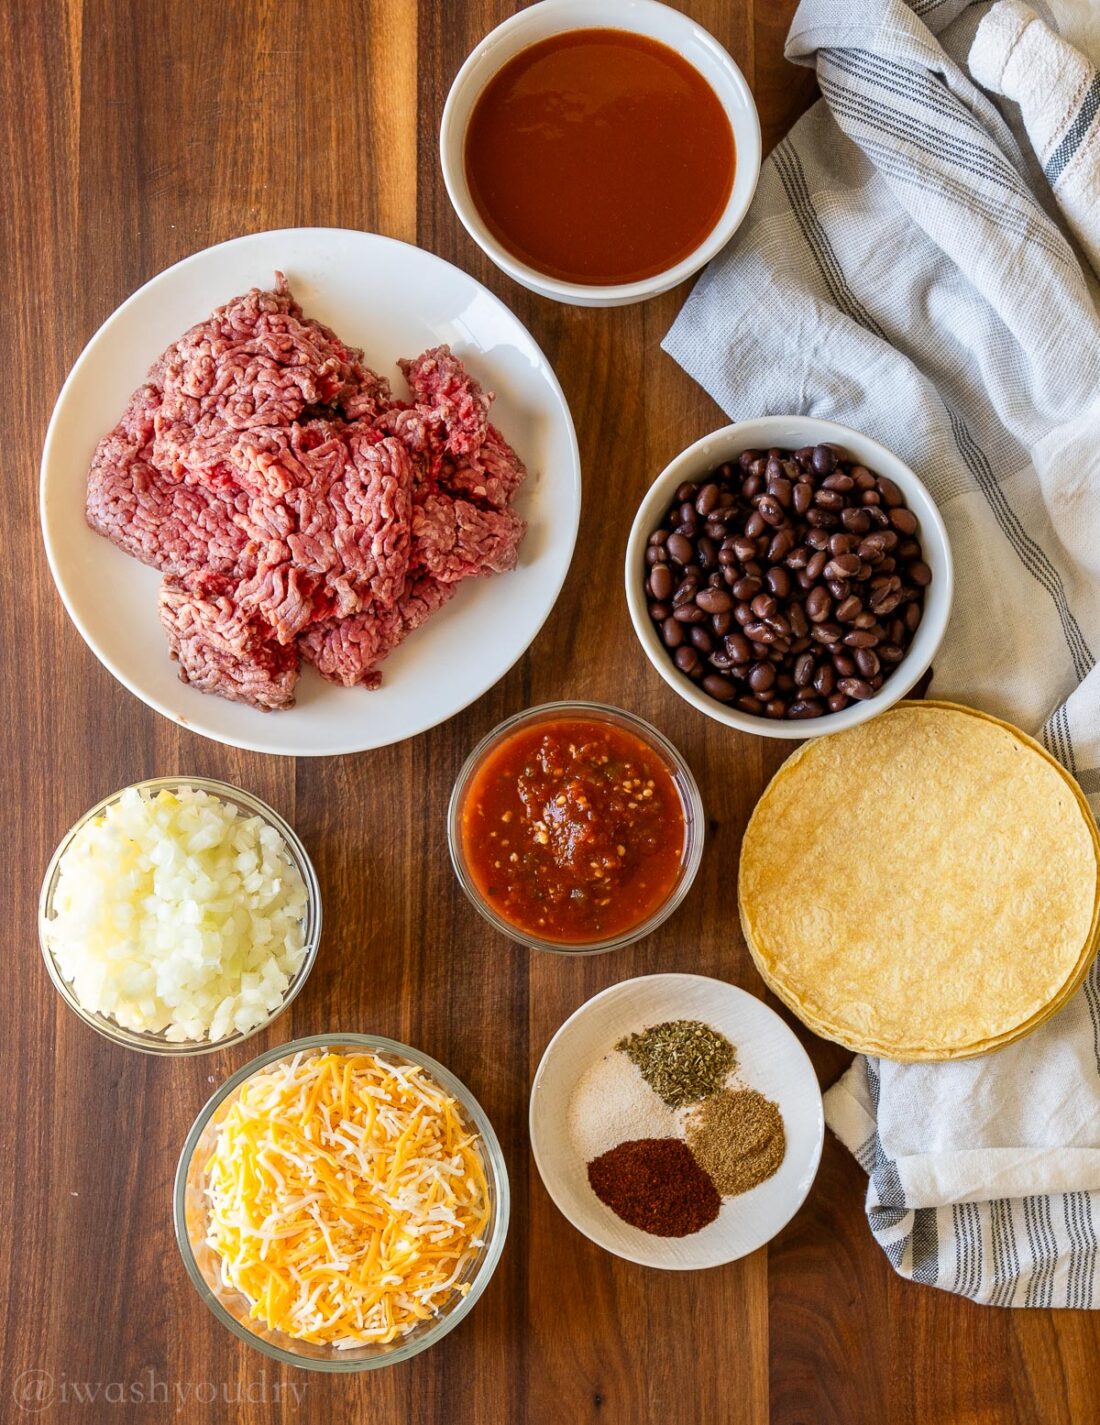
[449,702,704,953]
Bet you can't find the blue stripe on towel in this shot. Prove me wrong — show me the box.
[1045,71,1100,186]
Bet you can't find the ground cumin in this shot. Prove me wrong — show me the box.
[685,1088,786,1195]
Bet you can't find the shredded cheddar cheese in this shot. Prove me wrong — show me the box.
[204,1051,491,1346]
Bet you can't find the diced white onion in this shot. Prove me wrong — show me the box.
[44,786,309,1042]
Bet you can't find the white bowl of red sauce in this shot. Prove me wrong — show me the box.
[448,703,704,953]
[440,0,762,307]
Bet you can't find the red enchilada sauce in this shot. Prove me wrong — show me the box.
[460,718,686,944]
[464,29,735,285]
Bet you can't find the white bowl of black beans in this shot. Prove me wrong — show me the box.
[625,418,953,738]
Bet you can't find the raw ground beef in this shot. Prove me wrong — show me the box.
[299,575,456,688]
[160,573,299,711]
[86,278,527,710]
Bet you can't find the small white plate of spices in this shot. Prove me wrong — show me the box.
[529,973,824,1269]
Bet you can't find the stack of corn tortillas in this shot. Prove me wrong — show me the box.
[739,702,1100,1061]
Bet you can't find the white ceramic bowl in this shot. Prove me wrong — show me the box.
[530,974,824,1269]
[625,417,954,739]
[41,228,581,756]
[440,0,762,307]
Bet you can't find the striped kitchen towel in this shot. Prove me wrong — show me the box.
[664,0,1100,1306]
[969,0,1100,275]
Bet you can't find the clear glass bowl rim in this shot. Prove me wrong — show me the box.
[38,775,322,1056]
[447,700,705,955]
[172,1032,511,1371]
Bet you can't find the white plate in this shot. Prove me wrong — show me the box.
[530,973,824,1269]
[40,229,581,756]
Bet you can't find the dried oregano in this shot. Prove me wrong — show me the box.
[616,1019,736,1108]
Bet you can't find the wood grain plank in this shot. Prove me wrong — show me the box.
[7,2,1100,1424]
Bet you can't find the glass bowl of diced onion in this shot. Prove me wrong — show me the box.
[173,1033,510,1370]
[38,776,321,1055]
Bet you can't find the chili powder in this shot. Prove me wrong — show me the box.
[587,1137,720,1237]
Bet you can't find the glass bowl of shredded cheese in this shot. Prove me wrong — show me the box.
[173,1034,509,1369]
[38,777,321,1055]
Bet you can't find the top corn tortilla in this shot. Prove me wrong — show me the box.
[739,703,1100,1059]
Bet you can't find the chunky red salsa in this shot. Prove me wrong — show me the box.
[461,718,686,944]
[464,29,735,286]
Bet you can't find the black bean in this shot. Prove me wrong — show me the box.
[889,507,918,535]
[727,632,753,664]
[645,447,927,720]
[806,587,832,623]
[813,662,836,696]
[696,482,720,516]
[826,553,861,578]
[667,532,693,565]
[649,563,673,601]
[695,587,732,615]
[812,444,838,475]
[749,663,776,694]
[757,495,785,527]
[815,488,845,512]
[806,550,828,582]
[836,595,862,622]
[768,477,793,508]
[854,647,880,677]
[766,567,791,599]
[703,675,736,702]
[908,560,932,587]
[696,536,718,570]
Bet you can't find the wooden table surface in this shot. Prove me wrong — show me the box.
[5,1,1099,1421]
